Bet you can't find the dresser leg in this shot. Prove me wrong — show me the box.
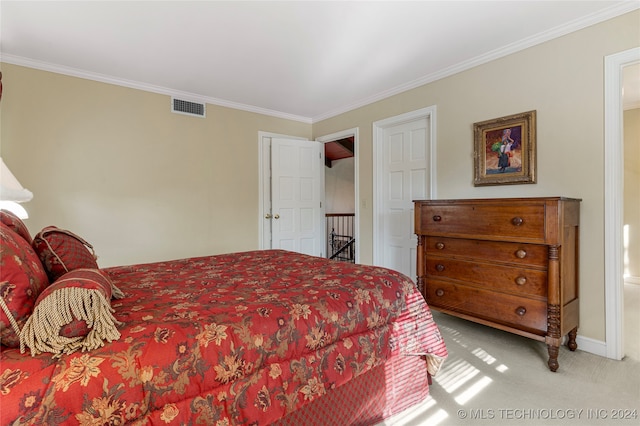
[547,344,559,372]
[546,302,561,372]
[567,327,578,351]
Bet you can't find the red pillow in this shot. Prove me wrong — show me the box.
[20,268,122,356]
[0,209,32,243]
[0,222,49,347]
[32,226,99,282]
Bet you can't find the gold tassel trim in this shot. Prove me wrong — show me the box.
[20,286,122,357]
[110,281,125,299]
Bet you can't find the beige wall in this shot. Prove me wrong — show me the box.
[0,65,311,266]
[624,108,640,280]
[313,10,640,342]
[325,157,355,214]
[1,10,638,343]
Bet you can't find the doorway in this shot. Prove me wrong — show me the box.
[258,130,359,262]
[604,47,640,360]
[317,128,359,264]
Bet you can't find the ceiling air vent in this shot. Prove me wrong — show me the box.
[171,98,206,118]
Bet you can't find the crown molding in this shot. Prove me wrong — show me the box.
[0,54,313,124]
[1,2,637,125]
[311,2,640,123]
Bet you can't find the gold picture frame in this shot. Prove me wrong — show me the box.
[473,110,537,186]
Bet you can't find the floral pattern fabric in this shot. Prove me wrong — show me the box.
[0,222,49,347]
[1,250,447,425]
[0,209,32,243]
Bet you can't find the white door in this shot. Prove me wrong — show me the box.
[374,107,434,279]
[270,138,325,256]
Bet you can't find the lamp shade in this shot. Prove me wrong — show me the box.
[0,157,33,202]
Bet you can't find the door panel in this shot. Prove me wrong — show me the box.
[271,138,324,257]
[381,118,430,278]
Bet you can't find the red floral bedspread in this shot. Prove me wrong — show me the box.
[1,250,447,425]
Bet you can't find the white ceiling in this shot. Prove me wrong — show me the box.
[1,1,638,123]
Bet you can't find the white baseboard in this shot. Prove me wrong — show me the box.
[575,335,608,358]
[624,275,640,285]
[575,277,637,360]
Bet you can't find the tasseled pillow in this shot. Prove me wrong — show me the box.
[20,268,124,357]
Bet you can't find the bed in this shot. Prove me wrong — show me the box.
[1,216,447,425]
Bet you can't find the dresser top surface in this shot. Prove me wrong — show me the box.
[414,196,582,204]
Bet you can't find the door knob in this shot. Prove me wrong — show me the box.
[265,213,272,219]
[274,214,280,219]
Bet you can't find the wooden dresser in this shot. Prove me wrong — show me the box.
[414,197,580,371]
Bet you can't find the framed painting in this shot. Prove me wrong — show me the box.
[473,110,537,186]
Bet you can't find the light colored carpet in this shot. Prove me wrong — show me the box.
[380,311,640,426]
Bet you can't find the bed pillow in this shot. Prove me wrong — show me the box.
[0,222,49,348]
[32,226,99,282]
[20,268,122,356]
[0,209,32,243]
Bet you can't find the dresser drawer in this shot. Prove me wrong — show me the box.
[416,202,547,242]
[425,257,547,297]
[425,280,547,334]
[424,236,548,268]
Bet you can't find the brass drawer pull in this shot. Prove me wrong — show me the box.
[432,215,442,222]
[511,216,524,226]
[515,249,527,259]
[515,276,527,286]
[435,264,445,272]
[435,242,445,250]
[515,306,527,316]
[435,289,445,297]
